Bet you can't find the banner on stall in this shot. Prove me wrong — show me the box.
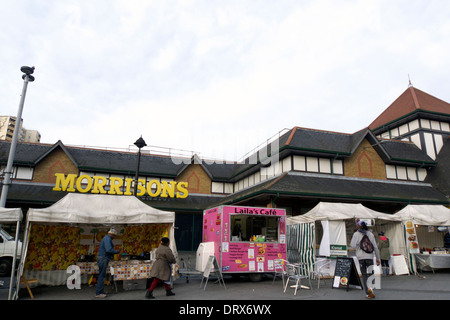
[320,221,347,257]
[404,221,420,254]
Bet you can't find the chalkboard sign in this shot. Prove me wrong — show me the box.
[332,257,362,291]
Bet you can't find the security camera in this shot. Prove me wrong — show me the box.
[20,66,35,75]
[21,66,35,81]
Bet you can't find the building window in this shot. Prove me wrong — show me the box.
[292,155,343,175]
[386,164,426,181]
[0,166,34,180]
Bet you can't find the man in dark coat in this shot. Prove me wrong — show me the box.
[145,237,177,299]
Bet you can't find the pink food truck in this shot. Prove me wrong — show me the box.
[199,205,287,281]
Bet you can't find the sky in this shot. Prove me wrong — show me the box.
[1,0,450,162]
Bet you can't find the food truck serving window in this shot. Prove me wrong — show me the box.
[230,215,279,242]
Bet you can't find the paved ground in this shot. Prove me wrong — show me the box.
[2,269,450,301]
[1,270,449,318]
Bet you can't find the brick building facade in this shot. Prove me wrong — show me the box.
[1,85,449,251]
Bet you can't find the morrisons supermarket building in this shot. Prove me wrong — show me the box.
[1,86,449,251]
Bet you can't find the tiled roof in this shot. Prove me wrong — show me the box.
[214,171,449,206]
[369,86,450,131]
[277,127,435,165]
[0,124,436,182]
[425,136,450,197]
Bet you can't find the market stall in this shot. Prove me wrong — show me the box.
[286,202,404,278]
[15,193,176,296]
[0,207,23,300]
[393,204,450,273]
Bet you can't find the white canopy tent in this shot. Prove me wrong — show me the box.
[15,193,177,298]
[393,204,450,226]
[393,204,450,273]
[0,207,23,222]
[286,202,405,277]
[288,201,403,255]
[0,207,23,300]
[26,193,175,225]
[287,202,401,225]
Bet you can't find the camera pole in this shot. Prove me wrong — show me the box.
[0,66,35,207]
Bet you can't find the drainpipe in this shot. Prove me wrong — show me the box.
[270,192,280,208]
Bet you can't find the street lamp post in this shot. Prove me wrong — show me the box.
[0,66,35,207]
[133,136,147,196]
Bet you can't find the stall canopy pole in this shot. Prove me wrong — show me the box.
[8,219,21,300]
[13,219,31,300]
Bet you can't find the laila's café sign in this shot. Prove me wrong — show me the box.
[52,173,189,198]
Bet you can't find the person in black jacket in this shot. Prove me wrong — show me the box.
[444,230,450,249]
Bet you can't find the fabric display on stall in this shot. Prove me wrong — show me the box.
[25,224,171,271]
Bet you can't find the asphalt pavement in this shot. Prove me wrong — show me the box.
[1,270,449,318]
[2,269,450,301]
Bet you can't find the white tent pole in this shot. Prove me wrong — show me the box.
[14,220,30,300]
[8,219,21,300]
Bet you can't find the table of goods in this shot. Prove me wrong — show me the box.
[76,260,153,281]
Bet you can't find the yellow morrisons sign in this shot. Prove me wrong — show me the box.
[52,173,189,198]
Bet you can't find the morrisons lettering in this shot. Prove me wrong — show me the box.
[53,173,189,198]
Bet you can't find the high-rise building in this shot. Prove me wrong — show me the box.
[0,115,41,143]
[0,116,18,141]
[22,129,41,143]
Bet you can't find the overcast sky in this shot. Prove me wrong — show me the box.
[1,0,449,161]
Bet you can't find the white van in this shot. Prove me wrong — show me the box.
[0,228,22,277]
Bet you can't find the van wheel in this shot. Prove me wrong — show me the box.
[248,273,263,282]
[0,258,12,277]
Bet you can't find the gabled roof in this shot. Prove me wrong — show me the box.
[34,140,79,167]
[0,125,437,182]
[369,86,450,131]
[176,154,214,179]
[275,126,435,165]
